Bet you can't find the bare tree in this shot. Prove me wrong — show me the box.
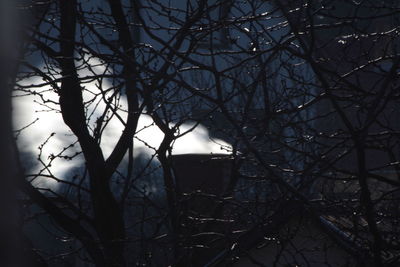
[13,0,400,266]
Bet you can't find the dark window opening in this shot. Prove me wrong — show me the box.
[189,0,233,49]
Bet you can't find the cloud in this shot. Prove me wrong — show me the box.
[14,59,231,191]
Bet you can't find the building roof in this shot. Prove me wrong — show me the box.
[203,200,400,266]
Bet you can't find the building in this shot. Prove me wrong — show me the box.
[17,0,400,266]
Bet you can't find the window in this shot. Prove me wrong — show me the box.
[189,0,233,49]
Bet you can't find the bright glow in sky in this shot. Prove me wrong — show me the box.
[14,57,231,191]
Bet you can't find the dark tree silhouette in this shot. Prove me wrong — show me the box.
[13,0,400,266]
